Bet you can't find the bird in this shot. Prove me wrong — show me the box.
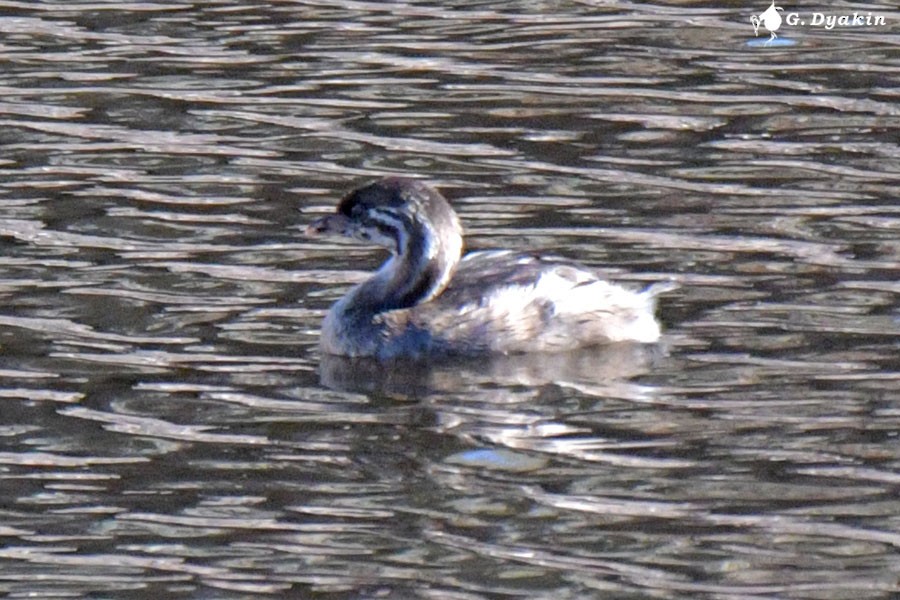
[306,177,674,360]
[751,1,784,44]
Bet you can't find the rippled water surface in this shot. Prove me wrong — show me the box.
[1,1,899,598]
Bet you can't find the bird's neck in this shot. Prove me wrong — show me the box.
[340,224,462,317]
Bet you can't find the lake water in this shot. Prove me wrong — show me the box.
[1,1,898,598]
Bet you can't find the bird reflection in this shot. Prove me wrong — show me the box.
[318,341,669,401]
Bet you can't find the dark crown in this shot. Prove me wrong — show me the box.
[338,177,457,230]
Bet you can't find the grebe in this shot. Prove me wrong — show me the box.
[307,177,673,360]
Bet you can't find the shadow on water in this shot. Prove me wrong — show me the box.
[0,0,899,598]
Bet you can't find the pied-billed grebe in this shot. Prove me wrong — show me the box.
[307,177,674,359]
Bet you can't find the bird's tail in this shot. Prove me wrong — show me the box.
[642,280,679,299]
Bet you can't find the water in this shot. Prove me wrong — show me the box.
[1,1,899,598]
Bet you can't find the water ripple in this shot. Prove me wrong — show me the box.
[1,0,898,598]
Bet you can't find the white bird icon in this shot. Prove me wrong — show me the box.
[751,1,784,44]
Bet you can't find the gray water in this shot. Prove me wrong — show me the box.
[1,1,899,598]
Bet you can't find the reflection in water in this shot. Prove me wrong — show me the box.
[0,0,899,598]
[318,342,666,397]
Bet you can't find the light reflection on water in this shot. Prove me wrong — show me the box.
[1,1,899,598]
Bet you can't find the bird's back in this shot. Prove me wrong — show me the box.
[377,250,669,358]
